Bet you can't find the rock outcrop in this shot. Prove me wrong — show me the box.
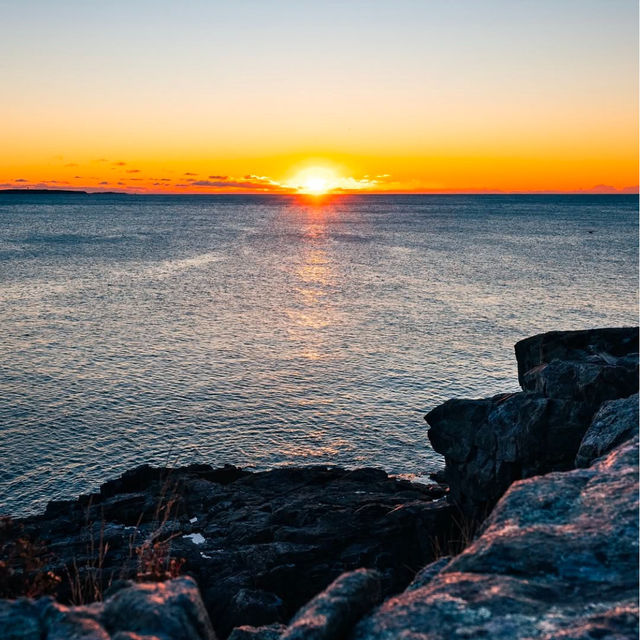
[6,466,449,638]
[353,436,639,639]
[426,326,638,516]
[575,392,639,467]
[0,576,216,640]
[280,568,382,640]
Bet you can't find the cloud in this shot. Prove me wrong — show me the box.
[112,161,127,166]
[64,162,78,167]
[192,180,242,187]
[126,169,141,173]
[573,184,639,194]
[191,177,284,190]
[160,178,172,182]
[99,181,109,185]
[15,178,27,182]
[586,184,617,193]
[184,172,197,176]
[74,175,82,178]
[208,175,228,180]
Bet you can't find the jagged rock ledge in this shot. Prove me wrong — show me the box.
[1,326,638,639]
[1,465,451,638]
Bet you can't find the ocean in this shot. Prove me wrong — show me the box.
[0,193,637,515]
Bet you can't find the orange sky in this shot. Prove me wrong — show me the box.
[1,1,638,194]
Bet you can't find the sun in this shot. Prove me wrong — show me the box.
[303,176,330,196]
[289,167,338,195]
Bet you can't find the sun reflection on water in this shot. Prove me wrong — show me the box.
[286,210,337,361]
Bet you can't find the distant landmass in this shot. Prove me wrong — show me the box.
[0,189,125,195]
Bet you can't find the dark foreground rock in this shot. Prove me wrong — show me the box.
[6,466,450,638]
[352,436,639,639]
[426,326,638,516]
[0,576,216,640]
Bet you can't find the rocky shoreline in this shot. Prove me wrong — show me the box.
[1,327,638,639]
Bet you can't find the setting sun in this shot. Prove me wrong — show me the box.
[302,176,329,196]
[289,167,337,195]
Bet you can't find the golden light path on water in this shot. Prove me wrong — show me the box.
[280,203,349,459]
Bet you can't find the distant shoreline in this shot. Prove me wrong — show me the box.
[0,188,125,196]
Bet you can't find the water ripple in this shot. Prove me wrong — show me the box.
[0,194,637,515]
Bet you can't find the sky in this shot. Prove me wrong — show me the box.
[0,0,638,194]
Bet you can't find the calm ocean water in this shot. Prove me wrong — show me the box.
[1,194,637,515]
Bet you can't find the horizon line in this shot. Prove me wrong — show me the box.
[1,187,638,197]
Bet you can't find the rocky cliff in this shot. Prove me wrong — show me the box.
[426,326,638,517]
[1,327,638,639]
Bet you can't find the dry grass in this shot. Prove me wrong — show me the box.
[429,507,484,560]
[131,475,186,582]
[1,471,187,604]
[65,506,111,605]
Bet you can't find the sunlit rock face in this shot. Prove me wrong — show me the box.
[426,327,638,517]
[352,437,639,640]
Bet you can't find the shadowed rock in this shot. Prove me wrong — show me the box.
[514,327,638,390]
[8,465,450,638]
[405,556,451,592]
[427,391,592,515]
[352,437,639,639]
[281,569,382,640]
[575,393,638,467]
[426,327,638,516]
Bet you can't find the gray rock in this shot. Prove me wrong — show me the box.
[0,599,42,640]
[0,578,217,640]
[427,391,592,516]
[405,556,451,592]
[427,327,638,517]
[39,599,109,639]
[514,327,638,390]
[521,355,638,406]
[538,606,639,639]
[230,589,285,629]
[282,569,382,640]
[352,438,639,640]
[101,576,216,640]
[228,623,286,640]
[575,393,638,467]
